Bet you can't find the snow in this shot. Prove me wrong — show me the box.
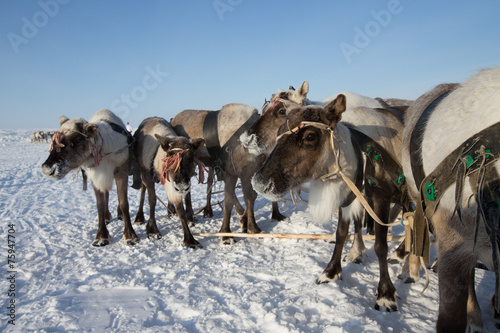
[0,129,497,332]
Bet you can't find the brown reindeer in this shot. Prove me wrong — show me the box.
[241,83,407,265]
[172,103,286,244]
[41,109,139,246]
[402,68,500,332]
[252,95,404,311]
[133,117,204,248]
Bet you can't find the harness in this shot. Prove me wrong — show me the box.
[278,120,403,227]
[202,110,260,180]
[412,122,500,261]
[49,121,134,167]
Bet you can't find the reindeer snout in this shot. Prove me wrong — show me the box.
[173,181,191,195]
[41,163,64,180]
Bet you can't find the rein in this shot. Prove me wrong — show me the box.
[160,148,185,185]
[277,120,400,227]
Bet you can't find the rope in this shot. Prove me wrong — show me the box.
[49,131,65,152]
[160,150,185,185]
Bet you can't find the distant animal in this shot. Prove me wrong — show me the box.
[41,109,138,246]
[31,131,47,143]
[252,94,405,311]
[133,117,204,248]
[402,67,500,332]
[172,103,286,244]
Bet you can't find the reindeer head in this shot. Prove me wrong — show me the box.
[252,94,346,200]
[240,81,310,157]
[41,115,99,180]
[154,135,204,198]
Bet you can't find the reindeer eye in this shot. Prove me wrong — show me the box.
[305,133,316,142]
[278,108,286,116]
[70,138,83,147]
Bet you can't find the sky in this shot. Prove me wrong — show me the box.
[1,0,499,129]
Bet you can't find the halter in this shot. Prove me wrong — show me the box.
[160,148,186,185]
[49,126,132,167]
[276,119,399,227]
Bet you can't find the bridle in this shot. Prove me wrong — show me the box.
[275,119,399,227]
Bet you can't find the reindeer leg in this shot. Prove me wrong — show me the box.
[241,178,261,234]
[435,213,476,332]
[390,240,408,265]
[185,191,195,227]
[398,253,421,283]
[115,168,139,245]
[467,269,484,332]
[134,184,146,224]
[316,208,349,283]
[271,201,287,221]
[219,174,237,244]
[346,216,366,264]
[104,190,112,224]
[176,201,201,248]
[373,197,398,312]
[204,168,214,218]
[233,190,245,217]
[143,173,161,239]
[93,188,110,247]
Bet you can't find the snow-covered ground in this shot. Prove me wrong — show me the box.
[0,129,497,332]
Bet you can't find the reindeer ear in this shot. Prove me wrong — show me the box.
[154,134,172,151]
[294,81,309,105]
[288,85,295,91]
[190,138,205,151]
[323,94,346,125]
[298,81,309,97]
[59,116,70,126]
[84,124,99,138]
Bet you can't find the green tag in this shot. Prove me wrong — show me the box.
[397,174,405,185]
[465,155,473,168]
[425,182,435,201]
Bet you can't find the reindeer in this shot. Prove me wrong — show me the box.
[252,94,405,311]
[171,103,286,244]
[241,82,407,265]
[133,117,204,248]
[41,109,139,246]
[402,67,500,332]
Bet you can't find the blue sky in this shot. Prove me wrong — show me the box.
[1,0,499,129]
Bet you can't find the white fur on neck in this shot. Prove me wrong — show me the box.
[308,179,364,224]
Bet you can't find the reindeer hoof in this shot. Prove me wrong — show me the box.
[315,272,341,284]
[92,239,109,247]
[375,298,398,312]
[185,241,202,249]
[147,233,162,240]
[221,237,235,245]
[125,238,139,246]
[272,213,287,222]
